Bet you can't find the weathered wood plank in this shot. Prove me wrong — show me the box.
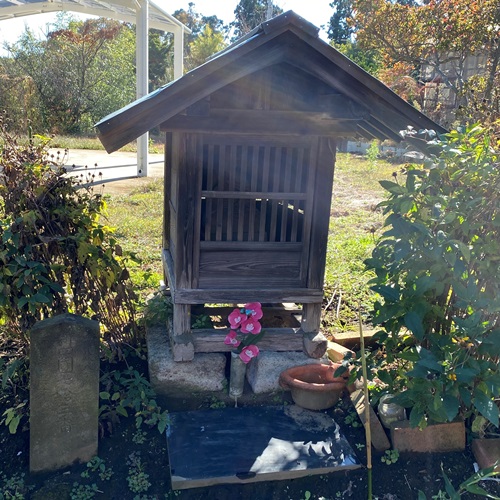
[307,136,335,289]
[299,139,317,284]
[192,328,303,352]
[163,133,172,251]
[200,191,307,200]
[204,144,215,241]
[259,146,271,242]
[269,147,282,242]
[200,241,302,251]
[216,144,225,241]
[173,288,324,305]
[237,146,247,241]
[162,248,176,294]
[281,150,293,241]
[161,112,358,136]
[301,303,323,333]
[198,250,302,288]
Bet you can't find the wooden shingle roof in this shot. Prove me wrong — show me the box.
[96,10,445,153]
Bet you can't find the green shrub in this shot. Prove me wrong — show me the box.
[365,125,500,428]
[0,117,138,346]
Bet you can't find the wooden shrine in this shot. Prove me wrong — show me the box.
[96,11,444,362]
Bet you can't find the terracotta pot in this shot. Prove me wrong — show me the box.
[471,438,500,473]
[279,363,347,411]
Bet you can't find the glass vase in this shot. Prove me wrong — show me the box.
[229,351,246,399]
[378,394,407,429]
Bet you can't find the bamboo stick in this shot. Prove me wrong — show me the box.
[359,309,372,499]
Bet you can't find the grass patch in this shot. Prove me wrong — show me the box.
[104,179,164,297]
[322,153,400,333]
[41,134,165,154]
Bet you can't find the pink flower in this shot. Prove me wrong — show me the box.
[228,308,245,329]
[240,317,262,334]
[244,302,263,320]
[240,345,259,363]
[224,331,241,347]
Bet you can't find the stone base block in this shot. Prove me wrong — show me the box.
[147,326,226,396]
[471,438,500,473]
[390,420,465,453]
[246,351,327,394]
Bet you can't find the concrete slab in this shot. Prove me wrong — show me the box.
[246,351,328,394]
[167,405,361,489]
[147,326,226,396]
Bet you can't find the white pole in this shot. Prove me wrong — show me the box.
[136,0,149,177]
[173,25,184,80]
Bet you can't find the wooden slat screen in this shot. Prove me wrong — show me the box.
[200,140,310,243]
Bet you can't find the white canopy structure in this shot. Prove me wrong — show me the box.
[0,0,190,176]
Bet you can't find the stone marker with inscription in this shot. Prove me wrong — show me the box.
[30,313,99,472]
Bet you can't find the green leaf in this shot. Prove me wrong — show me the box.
[474,389,500,427]
[442,394,459,422]
[455,367,479,384]
[17,296,28,309]
[442,467,459,499]
[8,415,20,434]
[379,180,406,195]
[409,406,424,428]
[417,492,427,500]
[116,406,129,417]
[454,240,471,263]
[371,285,400,302]
[464,483,500,498]
[404,311,424,339]
[32,292,52,304]
[459,386,472,406]
[99,391,110,400]
[158,418,168,435]
[397,349,419,362]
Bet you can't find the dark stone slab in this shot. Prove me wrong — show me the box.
[167,405,361,489]
[30,314,100,472]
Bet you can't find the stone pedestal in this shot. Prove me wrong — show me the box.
[246,351,327,394]
[147,326,226,396]
[30,314,99,472]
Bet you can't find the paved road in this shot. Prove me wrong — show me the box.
[48,148,164,194]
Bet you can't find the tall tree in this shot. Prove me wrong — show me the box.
[5,15,135,133]
[327,0,355,44]
[149,2,227,85]
[231,0,283,41]
[187,25,226,70]
[352,0,500,127]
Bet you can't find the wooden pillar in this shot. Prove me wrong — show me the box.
[301,136,336,359]
[301,302,327,358]
[171,304,194,362]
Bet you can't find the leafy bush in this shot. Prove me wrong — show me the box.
[0,117,138,346]
[365,125,500,428]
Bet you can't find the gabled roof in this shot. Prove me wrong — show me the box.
[96,11,446,153]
